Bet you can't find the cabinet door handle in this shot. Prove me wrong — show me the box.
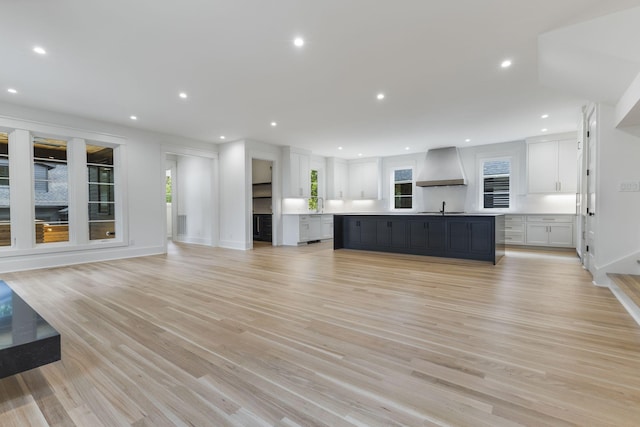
[558,182,562,192]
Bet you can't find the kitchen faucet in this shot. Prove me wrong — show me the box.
[440,201,446,216]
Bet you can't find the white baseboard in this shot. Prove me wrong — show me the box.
[0,245,165,273]
[609,282,640,327]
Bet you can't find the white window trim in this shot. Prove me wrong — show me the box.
[478,156,513,212]
[390,166,415,211]
[0,116,127,257]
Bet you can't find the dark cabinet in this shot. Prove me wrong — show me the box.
[446,218,493,258]
[336,214,502,264]
[408,218,445,254]
[253,214,272,242]
[376,219,407,249]
[469,220,492,255]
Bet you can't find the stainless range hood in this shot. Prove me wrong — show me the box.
[416,147,467,187]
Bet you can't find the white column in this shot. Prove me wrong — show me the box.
[68,138,88,244]
[8,129,34,249]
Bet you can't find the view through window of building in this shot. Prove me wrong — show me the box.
[393,168,413,209]
[0,133,9,247]
[87,144,116,240]
[482,158,510,208]
[33,137,69,244]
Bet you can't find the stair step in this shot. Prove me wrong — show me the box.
[608,273,640,326]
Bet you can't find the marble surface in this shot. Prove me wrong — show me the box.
[0,280,61,378]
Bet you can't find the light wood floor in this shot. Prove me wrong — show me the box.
[1,243,640,426]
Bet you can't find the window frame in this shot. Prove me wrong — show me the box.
[478,156,512,212]
[390,166,414,211]
[0,117,127,258]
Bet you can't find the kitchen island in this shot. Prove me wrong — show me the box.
[334,213,505,264]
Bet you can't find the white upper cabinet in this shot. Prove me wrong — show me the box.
[326,157,348,200]
[348,158,381,200]
[527,139,577,194]
[282,147,311,198]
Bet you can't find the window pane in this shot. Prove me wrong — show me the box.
[393,168,413,209]
[483,160,510,175]
[0,133,9,247]
[89,222,115,240]
[394,196,412,209]
[87,145,114,165]
[89,202,115,220]
[394,168,412,182]
[308,169,318,211]
[88,165,114,183]
[87,145,116,240]
[395,182,412,196]
[483,160,510,209]
[34,138,68,243]
[88,184,114,202]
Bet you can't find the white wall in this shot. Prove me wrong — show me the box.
[219,140,248,249]
[175,155,213,245]
[593,104,640,282]
[459,139,577,214]
[0,101,216,272]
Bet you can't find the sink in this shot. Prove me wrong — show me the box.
[418,211,466,215]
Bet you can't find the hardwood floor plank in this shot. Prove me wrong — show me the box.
[1,243,640,426]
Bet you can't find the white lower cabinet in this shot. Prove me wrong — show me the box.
[525,215,574,247]
[321,216,333,239]
[504,214,575,248]
[283,214,333,245]
[504,215,525,245]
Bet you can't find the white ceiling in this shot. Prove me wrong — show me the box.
[1,0,640,158]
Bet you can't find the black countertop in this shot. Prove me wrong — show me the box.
[0,280,61,378]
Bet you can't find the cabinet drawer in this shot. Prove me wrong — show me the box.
[526,215,574,223]
[505,231,524,244]
[505,215,524,224]
[504,223,524,232]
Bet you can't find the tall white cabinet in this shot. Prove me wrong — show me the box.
[527,139,577,193]
[326,157,348,200]
[348,158,381,200]
[282,146,311,198]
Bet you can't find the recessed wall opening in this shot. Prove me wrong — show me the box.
[252,159,273,247]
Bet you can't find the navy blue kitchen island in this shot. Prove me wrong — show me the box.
[0,280,61,379]
[333,213,505,264]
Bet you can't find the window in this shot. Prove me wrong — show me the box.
[33,137,69,244]
[0,133,9,247]
[392,168,413,209]
[308,169,318,211]
[482,158,510,209]
[87,144,116,240]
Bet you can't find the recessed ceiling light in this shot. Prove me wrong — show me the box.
[465,138,471,143]
[376,93,385,100]
[219,135,226,140]
[179,92,188,99]
[293,37,305,47]
[271,121,277,127]
[7,88,17,94]
[358,153,363,157]
[338,146,343,150]
[501,59,512,68]
[33,46,46,55]
[541,128,548,132]
[405,147,410,151]
[130,115,138,121]
[541,114,549,119]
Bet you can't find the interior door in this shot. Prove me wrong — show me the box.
[584,106,597,273]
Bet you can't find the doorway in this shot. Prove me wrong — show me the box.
[252,159,273,246]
